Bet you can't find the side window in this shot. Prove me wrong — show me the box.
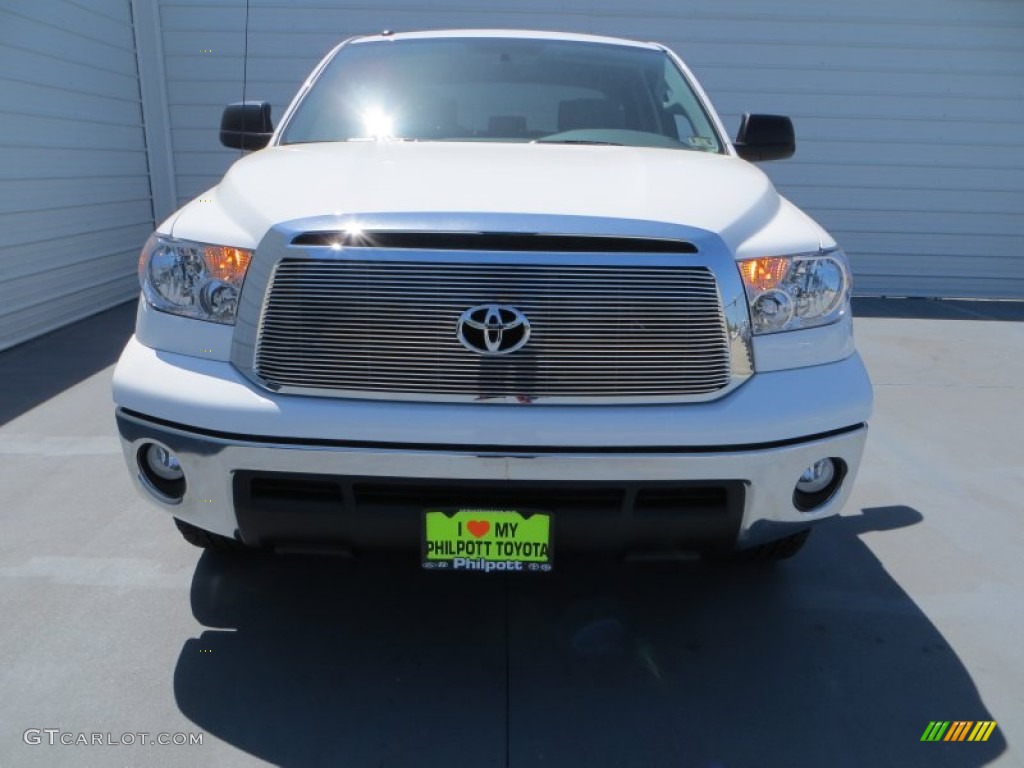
[673,113,696,141]
[661,59,721,152]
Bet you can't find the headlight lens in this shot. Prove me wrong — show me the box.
[138,235,252,324]
[738,250,851,334]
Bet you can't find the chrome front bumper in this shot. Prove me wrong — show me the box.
[116,408,868,552]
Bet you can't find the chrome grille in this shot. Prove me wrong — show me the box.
[255,259,732,401]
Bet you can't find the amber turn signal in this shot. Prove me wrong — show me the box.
[204,246,253,282]
[739,256,790,292]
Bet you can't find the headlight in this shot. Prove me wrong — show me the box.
[738,249,851,334]
[138,235,252,324]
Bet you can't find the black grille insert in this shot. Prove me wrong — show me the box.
[291,231,698,253]
[233,471,744,552]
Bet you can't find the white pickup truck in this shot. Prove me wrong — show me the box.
[113,29,872,568]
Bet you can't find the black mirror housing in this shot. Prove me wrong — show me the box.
[734,114,795,162]
[220,102,274,150]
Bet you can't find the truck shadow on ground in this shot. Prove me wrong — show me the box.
[174,505,1005,767]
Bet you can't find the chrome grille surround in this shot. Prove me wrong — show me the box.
[231,213,754,404]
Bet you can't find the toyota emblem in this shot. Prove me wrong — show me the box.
[456,304,531,355]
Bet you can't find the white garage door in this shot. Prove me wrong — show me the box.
[158,0,1024,299]
[0,0,154,351]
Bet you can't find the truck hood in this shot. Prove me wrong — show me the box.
[170,142,829,257]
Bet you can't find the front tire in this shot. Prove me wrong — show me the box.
[735,529,811,561]
[174,518,249,552]
[706,529,811,563]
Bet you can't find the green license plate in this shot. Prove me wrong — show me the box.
[422,509,552,572]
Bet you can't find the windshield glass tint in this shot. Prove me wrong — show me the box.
[280,38,723,152]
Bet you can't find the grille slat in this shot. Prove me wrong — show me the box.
[259,369,731,377]
[259,335,726,345]
[258,350,730,358]
[255,259,731,401]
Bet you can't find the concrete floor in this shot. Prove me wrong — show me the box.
[0,300,1021,767]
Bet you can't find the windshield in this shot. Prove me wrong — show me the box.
[280,37,724,152]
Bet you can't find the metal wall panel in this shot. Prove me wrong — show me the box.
[0,0,153,351]
[156,0,1024,298]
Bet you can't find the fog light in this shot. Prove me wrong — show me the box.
[797,459,835,494]
[793,458,844,512]
[138,443,186,501]
[147,445,183,480]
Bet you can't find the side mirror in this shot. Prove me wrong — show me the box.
[220,102,274,150]
[734,114,795,162]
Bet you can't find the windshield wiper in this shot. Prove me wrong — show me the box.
[534,138,624,146]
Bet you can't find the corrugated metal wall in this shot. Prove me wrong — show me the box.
[157,0,1024,299]
[660,2,1024,298]
[1,0,1020,348]
[0,0,154,351]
